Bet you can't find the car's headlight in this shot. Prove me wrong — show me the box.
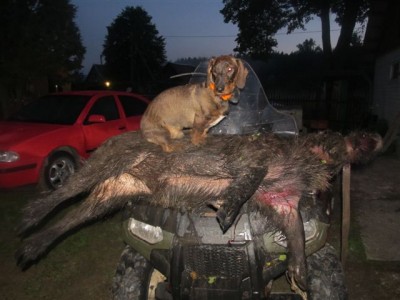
[0,151,20,162]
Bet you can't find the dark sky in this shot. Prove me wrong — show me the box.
[71,0,339,74]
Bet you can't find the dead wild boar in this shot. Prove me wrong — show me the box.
[16,130,382,289]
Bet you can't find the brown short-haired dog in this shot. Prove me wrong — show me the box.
[140,55,249,152]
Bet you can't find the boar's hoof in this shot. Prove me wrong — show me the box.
[216,207,235,233]
[287,259,307,292]
[15,237,47,270]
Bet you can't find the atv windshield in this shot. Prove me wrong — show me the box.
[189,60,298,135]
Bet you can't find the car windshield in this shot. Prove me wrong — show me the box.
[8,95,91,125]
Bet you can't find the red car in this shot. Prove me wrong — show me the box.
[0,90,150,190]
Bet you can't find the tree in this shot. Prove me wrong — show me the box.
[174,57,210,67]
[294,38,322,54]
[102,6,166,92]
[0,0,85,118]
[220,0,369,62]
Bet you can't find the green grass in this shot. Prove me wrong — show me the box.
[327,201,367,261]
[347,218,367,262]
[0,187,126,300]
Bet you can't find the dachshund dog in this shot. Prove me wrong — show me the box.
[140,55,249,152]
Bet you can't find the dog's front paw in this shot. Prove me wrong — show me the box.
[191,135,206,146]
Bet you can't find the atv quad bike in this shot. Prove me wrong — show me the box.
[112,61,347,299]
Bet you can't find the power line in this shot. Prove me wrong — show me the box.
[164,35,235,38]
[276,28,341,35]
[163,28,342,38]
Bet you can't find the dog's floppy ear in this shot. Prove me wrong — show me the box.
[206,57,216,86]
[235,59,249,89]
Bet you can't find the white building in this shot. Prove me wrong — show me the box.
[373,47,400,124]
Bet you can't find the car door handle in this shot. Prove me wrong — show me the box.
[118,126,126,130]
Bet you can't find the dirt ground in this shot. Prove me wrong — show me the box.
[342,152,400,300]
[0,153,400,299]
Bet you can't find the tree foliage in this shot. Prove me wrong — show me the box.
[0,0,85,88]
[102,6,166,91]
[220,0,369,60]
[174,57,209,67]
[295,38,322,54]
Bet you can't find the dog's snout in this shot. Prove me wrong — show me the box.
[213,76,225,93]
[216,86,225,93]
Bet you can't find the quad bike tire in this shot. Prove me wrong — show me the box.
[112,245,170,300]
[113,244,347,300]
[306,244,348,300]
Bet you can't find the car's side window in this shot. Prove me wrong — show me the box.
[119,95,148,117]
[86,96,120,122]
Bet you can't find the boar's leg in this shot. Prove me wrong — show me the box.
[215,165,268,232]
[256,190,307,290]
[18,139,153,236]
[18,175,96,236]
[16,173,150,269]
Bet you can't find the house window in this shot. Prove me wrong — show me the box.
[391,61,400,79]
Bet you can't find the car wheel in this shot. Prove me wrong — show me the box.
[307,244,348,300]
[42,153,76,190]
[112,245,170,300]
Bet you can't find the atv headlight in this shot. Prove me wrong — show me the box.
[303,219,318,242]
[273,219,318,248]
[127,218,163,244]
[0,151,19,162]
